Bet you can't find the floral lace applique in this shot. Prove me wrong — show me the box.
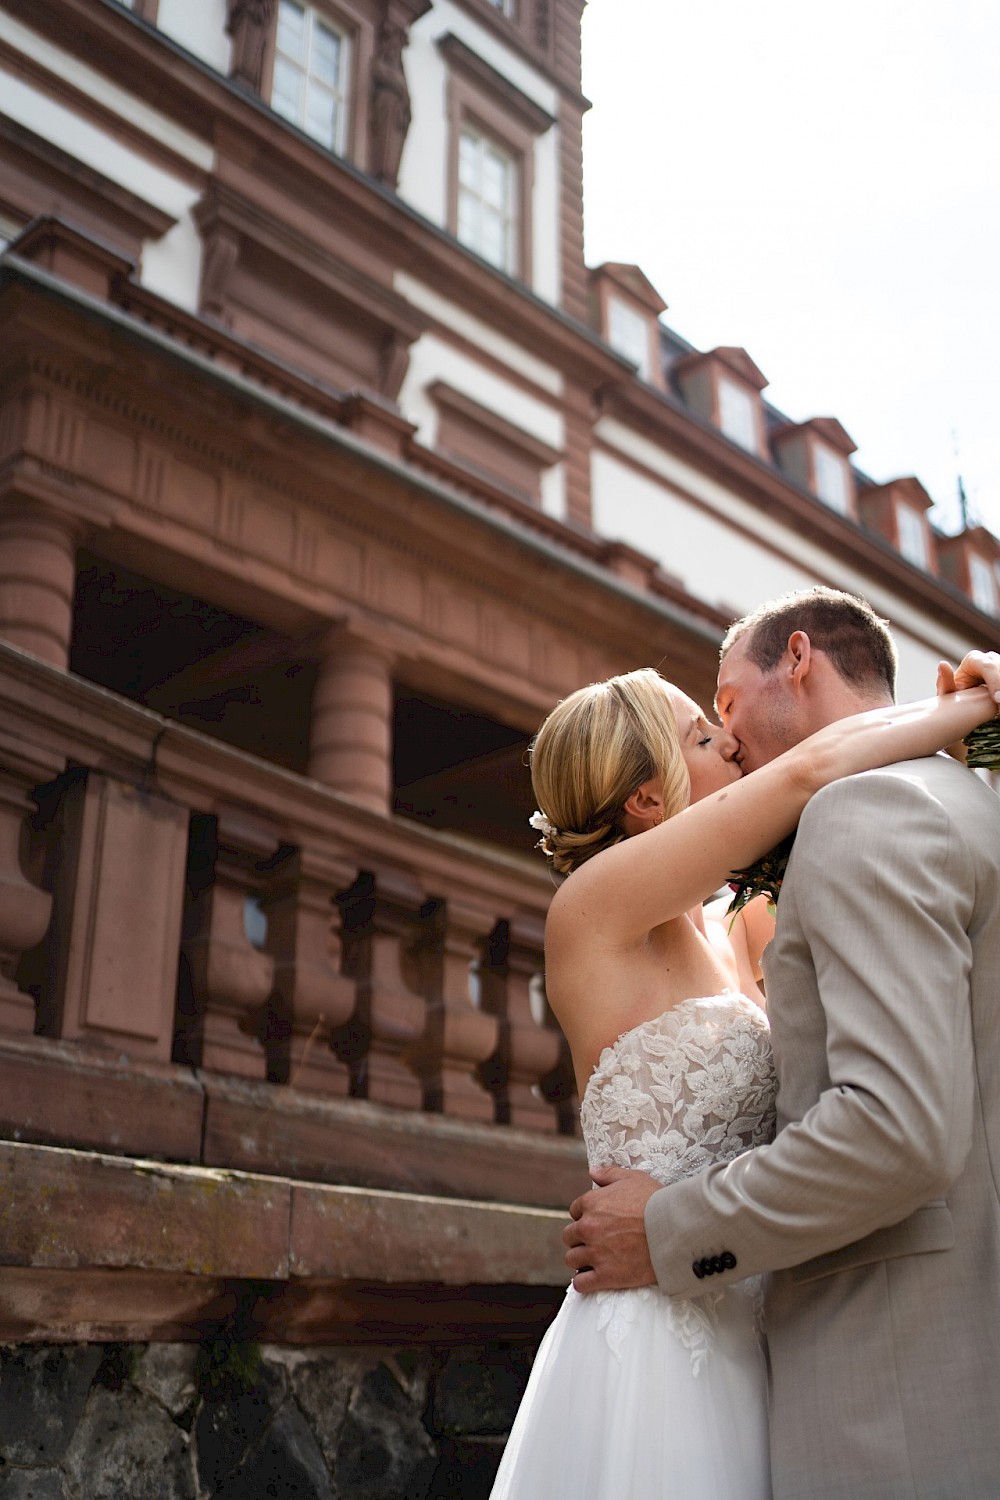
[578,993,776,1372]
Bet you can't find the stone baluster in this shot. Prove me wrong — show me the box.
[333,867,426,1110]
[0,497,81,667]
[0,752,59,1034]
[176,812,276,1078]
[260,846,357,1094]
[479,914,564,1131]
[405,896,500,1122]
[308,625,394,812]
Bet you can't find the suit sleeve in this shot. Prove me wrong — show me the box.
[646,768,977,1297]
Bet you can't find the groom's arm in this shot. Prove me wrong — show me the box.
[568,768,978,1296]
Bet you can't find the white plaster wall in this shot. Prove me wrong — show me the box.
[531,123,560,304]
[398,331,566,517]
[154,0,231,74]
[0,66,206,309]
[592,421,980,700]
[400,1,560,301]
[395,273,563,396]
[0,13,213,310]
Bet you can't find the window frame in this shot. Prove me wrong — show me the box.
[262,0,374,165]
[895,501,930,570]
[442,35,554,285]
[717,374,760,454]
[812,441,852,515]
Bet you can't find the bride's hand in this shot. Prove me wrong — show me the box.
[938,649,1000,698]
[936,651,1000,761]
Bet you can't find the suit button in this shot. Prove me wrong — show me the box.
[710,1255,724,1275]
[692,1260,705,1279]
[721,1251,737,1271]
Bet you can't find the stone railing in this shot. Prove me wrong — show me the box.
[0,642,586,1215]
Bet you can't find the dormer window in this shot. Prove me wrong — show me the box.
[896,502,930,569]
[673,346,767,456]
[718,377,758,453]
[608,296,652,380]
[271,1,351,155]
[814,443,851,514]
[969,553,997,614]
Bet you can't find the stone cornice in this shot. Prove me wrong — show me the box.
[0,256,722,682]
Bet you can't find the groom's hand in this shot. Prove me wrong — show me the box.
[563,1166,659,1292]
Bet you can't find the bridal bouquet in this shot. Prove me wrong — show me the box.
[727,722,1000,917]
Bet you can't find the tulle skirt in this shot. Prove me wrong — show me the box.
[491,1280,771,1499]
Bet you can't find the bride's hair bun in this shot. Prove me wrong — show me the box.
[529,668,690,877]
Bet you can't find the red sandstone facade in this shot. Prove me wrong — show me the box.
[0,0,997,1355]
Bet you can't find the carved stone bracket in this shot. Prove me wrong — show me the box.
[226,0,277,95]
[369,16,412,190]
[404,896,500,1121]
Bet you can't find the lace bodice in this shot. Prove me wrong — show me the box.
[580,992,776,1182]
[578,993,777,1373]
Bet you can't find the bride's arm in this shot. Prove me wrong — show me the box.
[557,684,997,944]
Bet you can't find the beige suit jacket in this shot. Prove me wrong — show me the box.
[646,755,1000,1499]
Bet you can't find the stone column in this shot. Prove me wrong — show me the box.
[309,628,394,812]
[0,499,80,668]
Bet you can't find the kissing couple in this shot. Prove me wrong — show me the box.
[492,587,1000,1500]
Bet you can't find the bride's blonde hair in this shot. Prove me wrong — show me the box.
[529,668,690,876]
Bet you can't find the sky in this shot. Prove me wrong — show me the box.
[580,0,1000,538]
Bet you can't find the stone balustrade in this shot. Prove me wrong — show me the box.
[0,640,582,1212]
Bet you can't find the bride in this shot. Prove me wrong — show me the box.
[490,658,999,1500]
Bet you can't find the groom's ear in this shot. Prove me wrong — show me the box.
[786,631,813,689]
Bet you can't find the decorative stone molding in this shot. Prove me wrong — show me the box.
[368,17,412,189]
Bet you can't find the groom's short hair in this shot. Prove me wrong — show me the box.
[722,587,897,698]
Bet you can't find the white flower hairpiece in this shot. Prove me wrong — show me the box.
[528,809,556,839]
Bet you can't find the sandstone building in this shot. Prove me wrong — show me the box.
[0,0,997,1492]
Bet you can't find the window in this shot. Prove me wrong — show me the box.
[896,503,929,569]
[718,377,758,453]
[486,0,516,13]
[457,126,518,274]
[271,1,351,154]
[607,297,651,380]
[969,554,997,614]
[814,443,850,514]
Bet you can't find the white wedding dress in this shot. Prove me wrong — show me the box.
[491,992,777,1499]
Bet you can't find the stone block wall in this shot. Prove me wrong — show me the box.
[0,1338,539,1498]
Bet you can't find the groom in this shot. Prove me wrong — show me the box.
[564,587,1000,1499]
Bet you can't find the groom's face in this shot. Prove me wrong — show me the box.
[715,635,802,772]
